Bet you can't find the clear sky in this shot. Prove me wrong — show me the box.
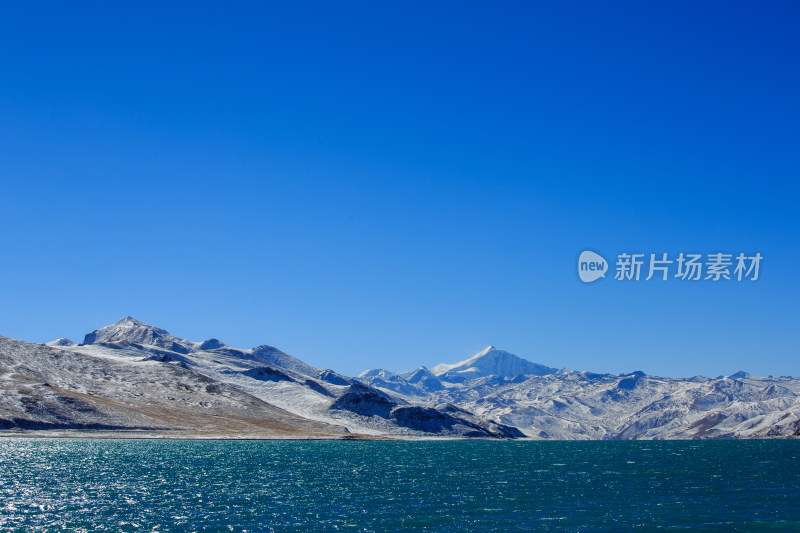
[1,1,798,378]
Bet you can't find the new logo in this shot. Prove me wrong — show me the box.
[578,250,607,283]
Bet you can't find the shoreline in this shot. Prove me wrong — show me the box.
[1,430,795,441]
[0,429,392,441]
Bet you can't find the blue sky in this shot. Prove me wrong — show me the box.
[1,2,798,377]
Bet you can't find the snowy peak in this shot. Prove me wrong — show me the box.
[119,316,144,326]
[431,346,493,375]
[198,338,226,350]
[405,366,444,391]
[250,344,321,377]
[406,366,437,383]
[46,338,75,347]
[81,316,197,354]
[78,317,321,376]
[358,368,395,379]
[432,346,557,380]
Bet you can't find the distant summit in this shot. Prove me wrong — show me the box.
[405,366,444,391]
[432,346,558,380]
[46,338,75,347]
[198,338,226,350]
[358,346,558,394]
[81,316,197,354]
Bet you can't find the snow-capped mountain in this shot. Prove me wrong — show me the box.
[3,321,798,440]
[0,334,341,439]
[430,345,558,381]
[359,346,800,439]
[81,316,198,353]
[0,318,521,439]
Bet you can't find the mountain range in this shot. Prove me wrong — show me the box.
[1,317,798,439]
[359,347,800,439]
[0,317,520,439]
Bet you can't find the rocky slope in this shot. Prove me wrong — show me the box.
[0,335,342,439]
[0,318,521,439]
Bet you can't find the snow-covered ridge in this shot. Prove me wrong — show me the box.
[81,316,199,354]
[2,317,521,439]
[358,345,800,439]
[431,345,497,375]
[11,317,800,440]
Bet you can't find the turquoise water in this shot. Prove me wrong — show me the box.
[1,439,798,532]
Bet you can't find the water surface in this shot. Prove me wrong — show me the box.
[1,438,798,531]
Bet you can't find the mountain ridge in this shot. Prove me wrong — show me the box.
[1,317,522,439]
[3,316,797,440]
[358,346,800,439]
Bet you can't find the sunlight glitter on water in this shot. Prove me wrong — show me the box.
[0,439,798,532]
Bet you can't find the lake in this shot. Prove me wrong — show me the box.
[1,438,798,531]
